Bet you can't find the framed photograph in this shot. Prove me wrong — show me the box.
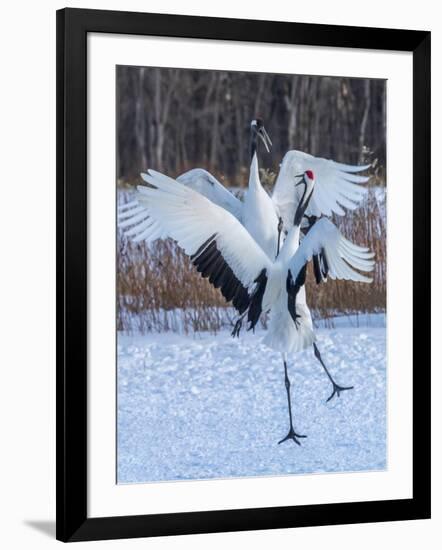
[56,7,431,542]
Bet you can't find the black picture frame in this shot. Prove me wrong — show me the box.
[56,7,431,542]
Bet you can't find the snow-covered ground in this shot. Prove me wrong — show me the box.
[117,317,386,484]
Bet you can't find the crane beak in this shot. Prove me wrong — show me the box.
[257,126,272,153]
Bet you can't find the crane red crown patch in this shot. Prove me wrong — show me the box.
[305,170,314,180]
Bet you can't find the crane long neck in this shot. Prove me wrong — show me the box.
[249,152,261,192]
[278,225,300,263]
[250,130,258,160]
[294,187,313,226]
[278,182,314,262]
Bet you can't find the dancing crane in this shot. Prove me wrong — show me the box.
[124,168,374,444]
[118,121,372,405]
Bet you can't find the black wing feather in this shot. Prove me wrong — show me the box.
[247,269,268,330]
[191,235,251,315]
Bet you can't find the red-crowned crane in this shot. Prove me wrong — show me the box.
[120,169,374,444]
[119,121,371,410]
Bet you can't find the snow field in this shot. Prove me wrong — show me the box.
[117,323,386,483]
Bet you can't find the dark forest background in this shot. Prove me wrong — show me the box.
[117,66,386,184]
[117,66,386,333]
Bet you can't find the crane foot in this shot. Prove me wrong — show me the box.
[326,383,354,403]
[278,428,307,446]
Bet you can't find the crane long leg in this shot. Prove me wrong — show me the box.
[278,354,306,445]
[231,310,247,337]
[313,343,354,402]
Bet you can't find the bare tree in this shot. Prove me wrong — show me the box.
[358,79,371,163]
[117,66,386,183]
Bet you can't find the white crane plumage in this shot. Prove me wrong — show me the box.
[125,168,374,444]
[241,119,279,260]
[272,150,371,226]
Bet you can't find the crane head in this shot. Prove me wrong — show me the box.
[295,170,315,194]
[251,119,272,153]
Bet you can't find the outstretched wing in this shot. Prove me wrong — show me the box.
[118,168,242,242]
[120,169,271,314]
[177,168,242,221]
[117,181,170,242]
[289,217,375,284]
[272,150,370,227]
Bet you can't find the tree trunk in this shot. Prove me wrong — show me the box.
[134,67,147,171]
[359,79,371,163]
